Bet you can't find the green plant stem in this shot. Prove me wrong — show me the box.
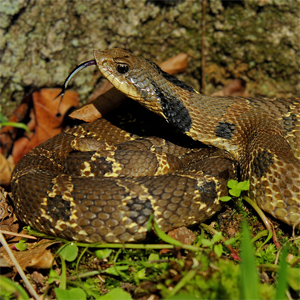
[251,230,268,244]
[169,268,198,296]
[76,247,88,284]
[243,196,281,249]
[26,228,201,251]
[67,271,102,281]
[59,256,67,290]
[0,232,39,300]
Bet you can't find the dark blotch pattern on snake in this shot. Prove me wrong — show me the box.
[11,49,300,243]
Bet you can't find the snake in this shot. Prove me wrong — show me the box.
[11,49,300,243]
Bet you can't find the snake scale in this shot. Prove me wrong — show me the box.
[11,49,300,243]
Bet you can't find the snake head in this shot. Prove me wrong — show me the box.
[94,48,195,133]
[93,48,167,117]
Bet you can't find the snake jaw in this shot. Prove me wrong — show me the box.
[93,49,194,129]
[93,49,141,101]
[93,49,166,114]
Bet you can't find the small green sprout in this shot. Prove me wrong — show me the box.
[15,239,28,251]
[220,179,250,202]
[199,231,224,257]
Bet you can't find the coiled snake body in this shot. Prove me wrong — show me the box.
[11,49,300,243]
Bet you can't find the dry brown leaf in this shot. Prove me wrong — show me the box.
[0,154,14,185]
[0,101,30,158]
[0,187,13,220]
[70,87,126,122]
[0,239,56,270]
[212,79,250,97]
[0,224,19,240]
[159,53,189,75]
[12,89,79,164]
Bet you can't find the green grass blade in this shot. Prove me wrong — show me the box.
[275,244,289,300]
[0,113,8,122]
[240,221,260,300]
[0,122,30,134]
[0,276,29,300]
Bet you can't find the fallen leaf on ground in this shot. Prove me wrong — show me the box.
[11,89,79,164]
[69,87,126,122]
[158,52,188,75]
[0,187,13,220]
[212,78,250,97]
[0,239,56,270]
[0,154,14,185]
[0,100,30,158]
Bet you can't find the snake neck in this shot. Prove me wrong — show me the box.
[93,49,295,162]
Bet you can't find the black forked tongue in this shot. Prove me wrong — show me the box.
[54,59,96,117]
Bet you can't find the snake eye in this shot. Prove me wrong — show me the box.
[116,63,129,74]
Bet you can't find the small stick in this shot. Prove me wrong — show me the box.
[0,230,37,239]
[0,232,40,300]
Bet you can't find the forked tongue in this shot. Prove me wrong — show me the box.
[54,59,96,117]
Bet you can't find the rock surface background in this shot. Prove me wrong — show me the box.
[1,0,299,116]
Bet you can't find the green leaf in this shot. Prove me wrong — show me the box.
[227,179,238,189]
[54,287,86,300]
[0,276,29,300]
[0,113,7,122]
[148,253,160,261]
[224,237,237,245]
[58,243,78,262]
[135,268,146,280]
[15,239,28,251]
[98,287,132,300]
[214,244,223,257]
[229,187,242,197]
[212,232,222,243]
[220,196,232,202]
[105,265,129,276]
[201,239,213,247]
[94,249,112,259]
[48,268,60,284]
[240,222,260,300]
[236,180,250,191]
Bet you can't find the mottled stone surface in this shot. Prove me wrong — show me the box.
[1,0,299,116]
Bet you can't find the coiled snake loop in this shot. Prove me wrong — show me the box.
[11,49,300,243]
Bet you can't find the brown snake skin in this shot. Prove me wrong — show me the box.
[11,49,300,243]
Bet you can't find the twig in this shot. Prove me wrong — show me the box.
[0,232,40,300]
[0,230,37,240]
